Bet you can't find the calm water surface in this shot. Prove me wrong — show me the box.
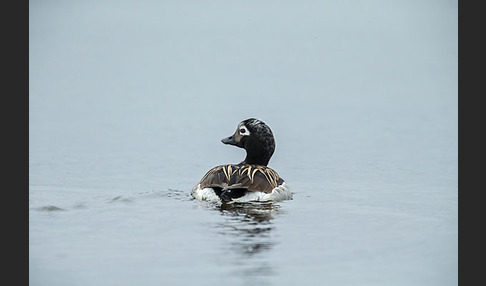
[30,1,457,285]
[29,112,457,285]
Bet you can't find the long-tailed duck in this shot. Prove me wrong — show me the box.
[192,118,292,203]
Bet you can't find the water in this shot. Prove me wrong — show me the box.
[29,1,457,285]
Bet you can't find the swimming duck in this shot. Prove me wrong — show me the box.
[192,118,292,203]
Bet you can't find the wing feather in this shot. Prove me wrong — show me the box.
[198,164,284,193]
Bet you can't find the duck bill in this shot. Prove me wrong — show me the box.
[221,135,238,146]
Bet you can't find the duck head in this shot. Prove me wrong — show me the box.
[221,118,276,166]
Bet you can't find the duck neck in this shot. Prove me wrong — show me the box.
[242,141,273,166]
[242,152,270,166]
[239,136,275,166]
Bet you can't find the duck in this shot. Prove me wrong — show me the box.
[191,118,292,203]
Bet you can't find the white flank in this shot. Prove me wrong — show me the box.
[191,184,221,202]
[191,182,292,203]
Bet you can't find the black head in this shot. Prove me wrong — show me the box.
[221,118,276,166]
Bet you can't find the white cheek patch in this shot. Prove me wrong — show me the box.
[239,125,251,136]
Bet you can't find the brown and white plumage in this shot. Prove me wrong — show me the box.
[192,118,292,203]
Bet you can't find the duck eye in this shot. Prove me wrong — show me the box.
[239,128,246,134]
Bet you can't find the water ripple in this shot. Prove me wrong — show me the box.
[137,188,193,201]
[34,205,66,212]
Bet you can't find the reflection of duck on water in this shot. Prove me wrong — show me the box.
[220,202,278,223]
[212,202,282,257]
